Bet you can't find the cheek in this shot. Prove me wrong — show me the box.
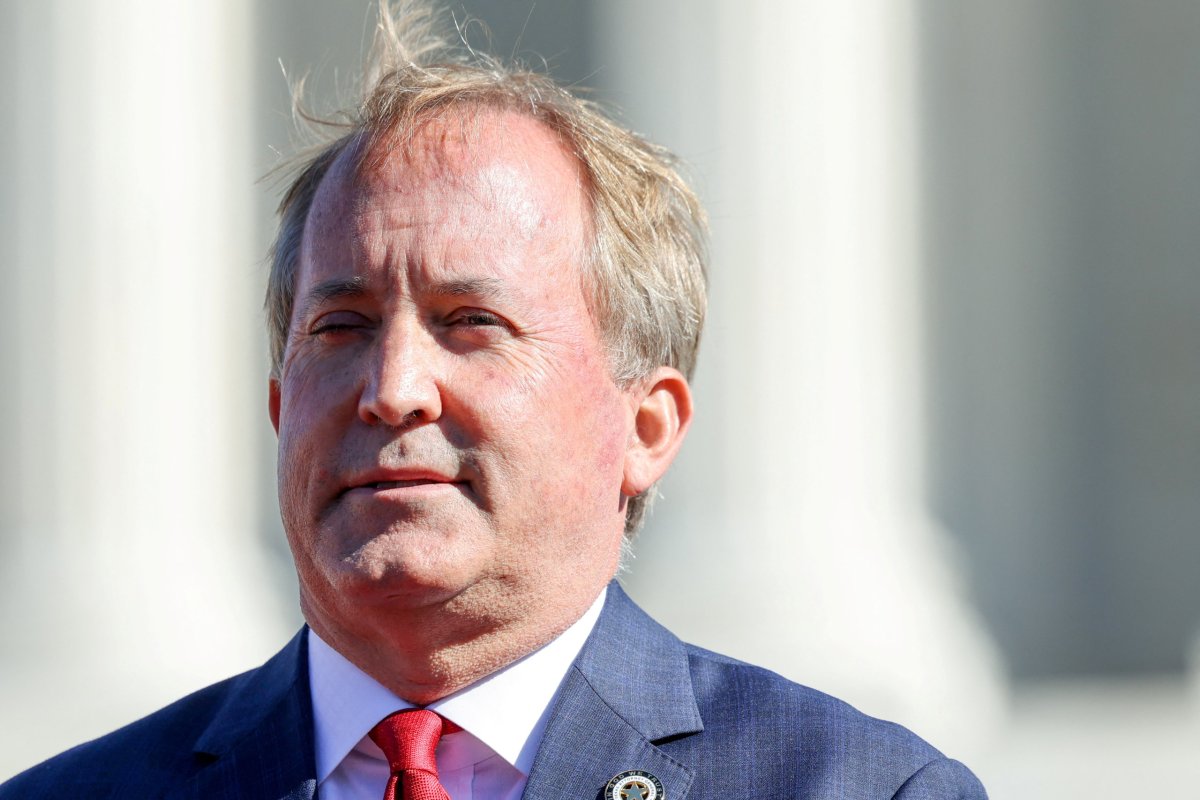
[567,354,632,455]
[526,370,630,474]
[280,357,357,432]
[276,368,353,495]
[594,413,628,470]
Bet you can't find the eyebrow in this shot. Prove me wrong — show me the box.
[428,277,507,298]
[295,276,370,323]
[294,274,516,325]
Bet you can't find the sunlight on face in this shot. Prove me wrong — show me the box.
[271,111,637,643]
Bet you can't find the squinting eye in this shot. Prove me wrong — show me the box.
[455,310,505,327]
[310,311,370,335]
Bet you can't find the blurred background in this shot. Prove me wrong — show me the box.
[2,1,1199,795]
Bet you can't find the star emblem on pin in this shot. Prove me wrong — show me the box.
[605,770,664,800]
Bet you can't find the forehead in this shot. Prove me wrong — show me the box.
[299,110,589,273]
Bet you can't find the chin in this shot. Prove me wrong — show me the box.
[325,547,476,606]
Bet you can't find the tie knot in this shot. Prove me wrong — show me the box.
[368,709,455,775]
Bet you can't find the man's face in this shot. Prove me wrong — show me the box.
[270,112,637,640]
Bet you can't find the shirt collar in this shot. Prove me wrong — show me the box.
[308,587,606,782]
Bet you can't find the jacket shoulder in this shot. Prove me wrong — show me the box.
[1,629,310,799]
[676,644,987,799]
[0,671,248,799]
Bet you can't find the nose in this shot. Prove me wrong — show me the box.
[357,318,443,428]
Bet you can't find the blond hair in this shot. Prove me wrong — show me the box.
[267,1,708,534]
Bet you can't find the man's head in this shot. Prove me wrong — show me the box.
[265,2,707,695]
[267,2,707,535]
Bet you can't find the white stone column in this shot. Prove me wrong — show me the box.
[595,0,1006,758]
[0,0,293,777]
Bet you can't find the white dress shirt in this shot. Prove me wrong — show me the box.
[309,588,606,800]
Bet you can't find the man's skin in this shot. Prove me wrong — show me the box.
[268,108,693,705]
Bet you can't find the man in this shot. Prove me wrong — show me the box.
[2,2,986,798]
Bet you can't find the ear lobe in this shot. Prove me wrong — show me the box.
[622,367,694,497]
[268,378,282,435]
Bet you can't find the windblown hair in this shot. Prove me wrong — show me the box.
[266,0,708,534]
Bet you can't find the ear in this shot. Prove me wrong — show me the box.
[622,367,694,497]
[268,377,282,435]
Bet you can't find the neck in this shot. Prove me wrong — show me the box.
[304,582,607,705]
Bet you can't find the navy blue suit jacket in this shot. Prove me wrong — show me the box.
[1,583,986,799]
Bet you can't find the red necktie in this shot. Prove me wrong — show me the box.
[368,709,459,800]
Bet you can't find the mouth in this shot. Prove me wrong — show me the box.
[336,472,468,501]
[359,479,449,490]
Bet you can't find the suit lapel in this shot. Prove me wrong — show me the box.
[164,629,318,800]
[156,587,700,800]
[522,583,702,800]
